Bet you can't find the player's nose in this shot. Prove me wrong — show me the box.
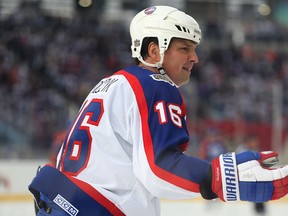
[190,51,198,64]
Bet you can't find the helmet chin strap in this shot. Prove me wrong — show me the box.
[138,53,164,72]
[138,53,178,87]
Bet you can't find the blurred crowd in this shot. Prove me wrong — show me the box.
[1,6,288,158]
[192,44,287,122]
[0,7,132,157]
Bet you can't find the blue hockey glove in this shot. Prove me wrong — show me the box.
[203,151,288,202]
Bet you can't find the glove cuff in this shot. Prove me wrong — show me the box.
[215,152,240,201]
[199,167,218,200]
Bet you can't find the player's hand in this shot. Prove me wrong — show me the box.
[200,151,288,202]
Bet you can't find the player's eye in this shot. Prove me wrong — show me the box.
[180,46,193,54]
[180,47,189,52]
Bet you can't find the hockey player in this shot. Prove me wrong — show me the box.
[29,5,288,216]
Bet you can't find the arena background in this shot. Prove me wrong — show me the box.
[0,0,287,215]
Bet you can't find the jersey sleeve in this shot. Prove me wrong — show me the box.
[118,67,211,199]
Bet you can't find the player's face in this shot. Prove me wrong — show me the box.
[162,38,198,86]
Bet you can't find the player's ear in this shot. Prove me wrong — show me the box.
[147,42,161,62]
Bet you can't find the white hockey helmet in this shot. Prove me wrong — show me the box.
[130,5,201,68]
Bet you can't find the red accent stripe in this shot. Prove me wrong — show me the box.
[117,70,200,192]
[66,174,125,216]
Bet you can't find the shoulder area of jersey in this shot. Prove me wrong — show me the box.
[90,76,119,94]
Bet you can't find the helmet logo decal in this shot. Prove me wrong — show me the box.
[134,39,140,47]
[144,6,156,15]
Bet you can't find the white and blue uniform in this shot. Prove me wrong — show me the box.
[29,65,211,216]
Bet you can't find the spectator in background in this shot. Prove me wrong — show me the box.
[198,128,228,162]
[236,134,260,153]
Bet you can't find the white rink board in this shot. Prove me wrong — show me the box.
[0,160,287,216]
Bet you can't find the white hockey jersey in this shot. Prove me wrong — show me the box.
[30,66,211,216]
